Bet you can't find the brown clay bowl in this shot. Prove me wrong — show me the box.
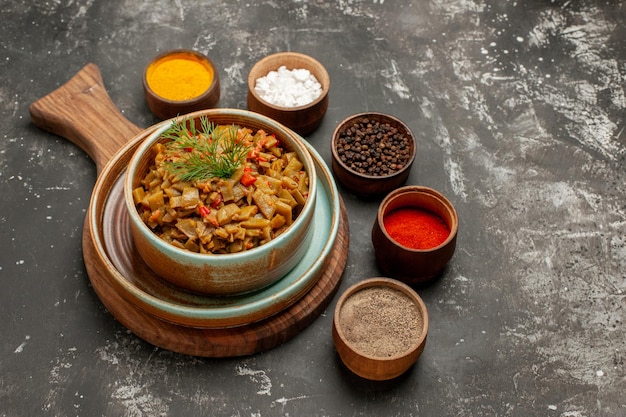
[124,108,317,296]
[371,186,458,284]
[332,277,429,381]
[247,52,330,136]
[330,112,416,199]
[143,49,220,120]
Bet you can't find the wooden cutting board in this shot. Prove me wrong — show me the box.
[29,64,349,357]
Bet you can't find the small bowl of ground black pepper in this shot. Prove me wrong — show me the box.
[371,185,458,285]
[331,112,416,199]
[332,277,429,381]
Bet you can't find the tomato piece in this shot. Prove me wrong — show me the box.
[240,172,257,186]
[199,206,211,218]
[210,194,223,208]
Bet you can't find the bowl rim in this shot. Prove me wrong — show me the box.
[143,48,220,105]
[331,112,417,180]
[247,51,330,112]
[333,277,429,361]
[123,108,318,263]
[377,185,459,252]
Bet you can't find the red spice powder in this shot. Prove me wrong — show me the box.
[383,207,450,250]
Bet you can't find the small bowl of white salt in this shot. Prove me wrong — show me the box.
[247,52,330,136]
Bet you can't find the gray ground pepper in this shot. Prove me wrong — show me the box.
[335,118,412,176]
[339,286,422,358]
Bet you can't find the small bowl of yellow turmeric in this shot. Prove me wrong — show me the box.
[143,49,220,120]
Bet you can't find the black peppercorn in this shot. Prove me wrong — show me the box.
[335,118,412,176]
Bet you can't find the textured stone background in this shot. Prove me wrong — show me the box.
[1,1,624,416]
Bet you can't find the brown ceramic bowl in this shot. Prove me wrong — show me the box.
[143,49,220,120]
[247,52,330,136]
[371,186,458,284]
[332,277,429,381]
[331,112,416,199]
[124,108,317,296]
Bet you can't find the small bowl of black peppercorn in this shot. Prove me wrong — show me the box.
[331,112,417,199]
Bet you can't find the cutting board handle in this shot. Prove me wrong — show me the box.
[29,63,143,173]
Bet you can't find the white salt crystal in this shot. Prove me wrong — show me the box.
[254,65,322,108]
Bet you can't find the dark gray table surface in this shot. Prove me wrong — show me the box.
[2,1,625,416]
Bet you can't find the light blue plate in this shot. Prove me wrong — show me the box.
[97,142,341,328]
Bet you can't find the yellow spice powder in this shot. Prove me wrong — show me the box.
[146,52,213,101]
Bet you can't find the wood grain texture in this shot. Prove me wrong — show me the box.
[84,205,348,357]
[28,63,142,173]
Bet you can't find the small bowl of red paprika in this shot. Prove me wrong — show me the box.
[371,185,458,285]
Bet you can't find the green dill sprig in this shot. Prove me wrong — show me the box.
[161,116,250,181]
